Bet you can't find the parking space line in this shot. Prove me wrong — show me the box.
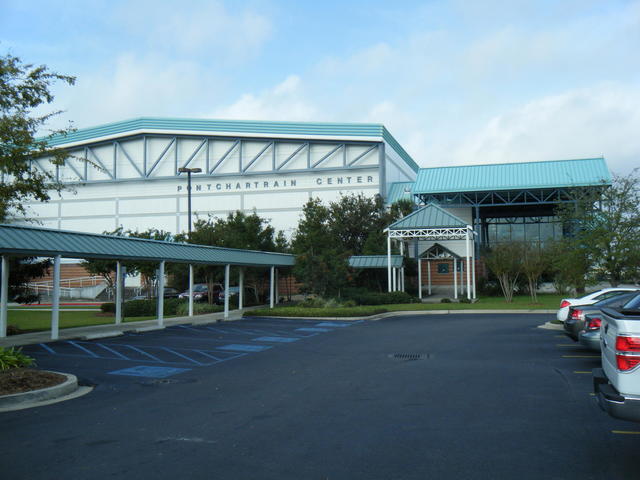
[253,336,299,343]
[38,343,56,354]
[218,344,271,352]
[296,327,331,333]
[192,350,223,361]
[158,347,204,365]
[67,341,100,358]
[612,430,640,435]
[125,345,166,363]
[97,343,130,360]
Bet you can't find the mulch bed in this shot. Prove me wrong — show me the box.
[0,369,66,396]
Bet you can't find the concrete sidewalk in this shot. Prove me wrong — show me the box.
[0,307,255,348]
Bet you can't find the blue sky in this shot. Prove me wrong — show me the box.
[2,0,639,173]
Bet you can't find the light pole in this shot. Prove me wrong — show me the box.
[178,167,202,238]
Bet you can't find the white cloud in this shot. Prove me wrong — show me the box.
[114,1,272,60]
[211,75,318,121]
[53,53,220,127]
[437,84,640,173]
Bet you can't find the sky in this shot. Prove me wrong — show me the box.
[1,0,639,174]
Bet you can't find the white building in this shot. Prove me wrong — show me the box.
[28,117,419,236]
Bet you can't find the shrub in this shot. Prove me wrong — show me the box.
[440,298,452,303]
[0,347,35,370]
[343,289,417,306]
[459,297,472,303]
[100,298,183,317]
[176,302,223,316]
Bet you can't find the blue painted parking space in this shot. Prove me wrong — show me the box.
[22,317,364,378]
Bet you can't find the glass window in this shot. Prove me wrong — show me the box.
[511,223,525,241]
[496,224,511,242]
[525,223,540,242]
[437,263,449,274]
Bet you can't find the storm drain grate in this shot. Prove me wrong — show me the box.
[389,353,430,361]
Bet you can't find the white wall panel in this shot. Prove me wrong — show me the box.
[28,202,58,218]
[86,144,114,181]
[148,138,175,177]
[191,194,241,214]
[243,191,310,211]
[312,187,379,204]
[119,197,176,215]
[118,215,176,233]
[61,218,114,234]
[61,200,114,217]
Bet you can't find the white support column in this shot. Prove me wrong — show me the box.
[453,258,458,300]
[392,267,397,291]
[399,241,405,292]
[466,229,471,300]
[51,255,61,340]
[1,256,9,338]
[239,268,244,310]
[460,262,464,296]
[387,234,392,292]
[188,264,194,317]
[418,258,422,300]
[427,260,432,295]
[224,264,230,319]
[115,261,122,324]
[269,266,275,308]
[472,242,477,300]
[275,268,279,304]
[157,261,165,327]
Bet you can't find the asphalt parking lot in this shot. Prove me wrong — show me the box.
[1,313,638,480]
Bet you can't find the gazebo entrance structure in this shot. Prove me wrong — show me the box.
[386,203,476,300]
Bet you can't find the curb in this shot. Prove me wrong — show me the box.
[0,372,82,411]
[244,309,556,321]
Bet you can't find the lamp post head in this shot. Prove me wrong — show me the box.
[178,167,202,174]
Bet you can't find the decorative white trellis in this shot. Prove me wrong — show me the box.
[386,225,477,301]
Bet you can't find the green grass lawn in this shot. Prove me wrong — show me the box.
[246,294,562,318]
[7,310,172,332]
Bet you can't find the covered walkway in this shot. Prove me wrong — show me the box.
[385,203,476,300]
[0,224,294,340]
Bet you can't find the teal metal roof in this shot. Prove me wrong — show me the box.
[388,204,468,230]
[413,158,611,194]
[349,255,403,269]
[46,117,419,173]
[386,182,415,204]
[0,224,294,267]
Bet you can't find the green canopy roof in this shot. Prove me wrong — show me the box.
[386,182,414,204]
[413,157,611,194]
[349,255,403,269]
[0,224,294,267]
[387,204,468,230]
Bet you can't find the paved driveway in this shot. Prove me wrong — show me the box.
[1,314,637,479]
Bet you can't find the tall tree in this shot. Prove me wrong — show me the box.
[556,171,640,287]
[0,54,76,221]
[292,199,349,296]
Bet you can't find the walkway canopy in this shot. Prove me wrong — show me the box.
[0,224,294,339]
[349,255,403,269]
[385,203,476,300]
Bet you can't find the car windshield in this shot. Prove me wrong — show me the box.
[193,285,207,292]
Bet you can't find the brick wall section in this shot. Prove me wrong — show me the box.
[420,259,485,286]
[34,263,108,287]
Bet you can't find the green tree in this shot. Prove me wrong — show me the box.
[292,199,349,296]
[484,242,524,303]
[520,243,549,303]
[0,54,76,221]
[556,171,640,287]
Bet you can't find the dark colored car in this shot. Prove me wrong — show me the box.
[178,283,223,302]
[564,291,640,341]
[129,287,181,301]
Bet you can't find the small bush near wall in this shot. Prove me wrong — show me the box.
[176,302,223,316]
[100,298,183,317]
[342,288,418,306]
